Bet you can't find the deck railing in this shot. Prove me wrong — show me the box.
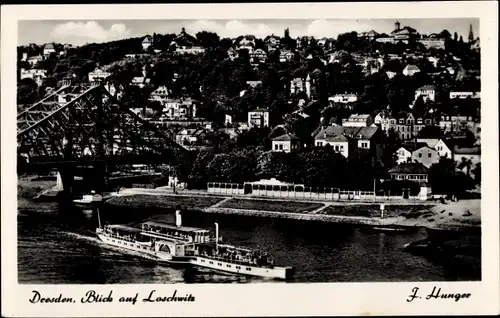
[196,254,273,267]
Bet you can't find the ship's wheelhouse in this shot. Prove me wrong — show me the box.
[141,221,213,244]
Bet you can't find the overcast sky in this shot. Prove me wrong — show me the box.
[18,19,479,46]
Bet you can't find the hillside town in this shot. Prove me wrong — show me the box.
[17,21,481,201]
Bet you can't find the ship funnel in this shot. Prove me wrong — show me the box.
[214,222,219,248]
[175,210,182,227]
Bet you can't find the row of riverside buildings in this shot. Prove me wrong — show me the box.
[269,111,481,186]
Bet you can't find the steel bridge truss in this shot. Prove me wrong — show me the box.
[17,83,187,164]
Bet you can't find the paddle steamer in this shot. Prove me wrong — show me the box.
[96,210,294,280]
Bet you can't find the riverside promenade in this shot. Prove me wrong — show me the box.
[105,187,480,231]
[112,187,434,205]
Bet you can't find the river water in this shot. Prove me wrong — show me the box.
[17,198,480,284]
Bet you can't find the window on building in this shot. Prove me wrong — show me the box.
[274,144,279,150]
[428,153,431,158]
[419,153,422,158]
[316,142,322,146]
[279,144,283,150]
[335,145,339,151]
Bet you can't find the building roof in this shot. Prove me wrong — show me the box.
[332,93,358,98]
[246,81,262,87]
[177,128,204,136]
[347,114,370,120]
[389,163,428,174]
[453,146,481,155]
[325,134,350,142]
[356,126,379,140]
[412,145,438,154]
[315,125,345,139]
[252,48,267,55]
[404,64,420,72]
[264,34,280,42]
[132,76,147,83]
[151,85,171,94]
[314,125,379,141]
[273,133,299,141]
[44,43,55,50]
[173,28,199,47]
[391,26,417,34]
[359,30,379,37]
[143,35,153,43]
[418,85,436,91]
[249,108,268,113]
[417,138,440,148]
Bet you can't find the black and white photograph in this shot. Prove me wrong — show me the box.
[2,2,499,317]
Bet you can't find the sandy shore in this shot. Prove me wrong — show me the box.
[203,200,480,231]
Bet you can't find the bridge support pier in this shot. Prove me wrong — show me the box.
[58,165,75,201]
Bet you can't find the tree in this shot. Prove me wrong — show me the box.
[336,32,359,52]
[236,127,271,149]
[428,158,475,196]
[17,78,39,105]
[457,157,473,176]
[472,162,481,184]
[187,150,216,189]
[382,128,401,168]
[412,96,427,118]
[439,29,452,41]
[202,130,231,152]
[196,31,220,49]
[254,151,293,181]
[121,85,148,109]
[206,148,260,183]
[294,146,349,188]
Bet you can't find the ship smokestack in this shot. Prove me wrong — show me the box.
[214,222,219,250]
[175,210,182,227]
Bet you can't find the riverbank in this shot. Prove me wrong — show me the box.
[105,190,480,231]
[18,177,56,199]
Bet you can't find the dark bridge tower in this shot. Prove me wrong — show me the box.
[59,89,77,200]
[93,86,110,192]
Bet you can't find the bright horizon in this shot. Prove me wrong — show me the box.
[18,18,479,47]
